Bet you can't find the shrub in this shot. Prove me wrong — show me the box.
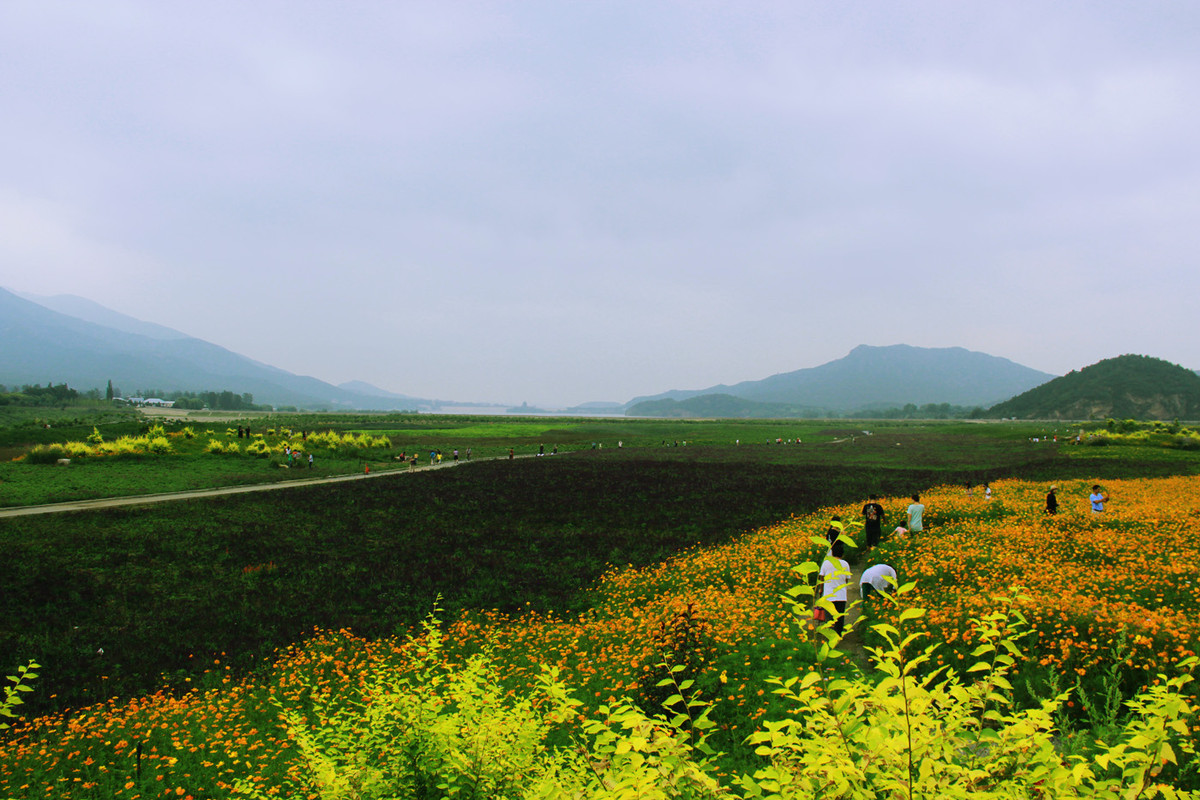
[233,585,1197,799]
[25,444,68,465]
[146,436,172,455]
[233,612,722,800]
[86,426,104,444]
[62,441,93,458]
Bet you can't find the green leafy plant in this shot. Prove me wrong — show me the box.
[0,660,39,731]
[740,575,1199,799]
[233,610,725,800]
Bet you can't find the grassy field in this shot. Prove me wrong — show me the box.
[2,411,1200,795]
[0,412,1149,508]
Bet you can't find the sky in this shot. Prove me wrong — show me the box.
[2,2,1199,407]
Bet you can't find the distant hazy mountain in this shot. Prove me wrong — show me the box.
[15,291,191,341]
[628,345,1056,413]
[986,354,1200,420]
[336,380,413,401]
[627,393,827,419]
[0,287,429,410]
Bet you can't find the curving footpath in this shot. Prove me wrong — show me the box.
[0,455,531,519]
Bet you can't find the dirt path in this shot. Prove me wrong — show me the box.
[0,455,530,518]
[840,562,872,669]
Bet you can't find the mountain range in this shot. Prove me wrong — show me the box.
[20,287,1193,417]
[0,287,431,410]
[628,344,1057,415]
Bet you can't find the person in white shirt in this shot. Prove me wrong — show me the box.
[907,494,925,533]
[860,563,897,600]
[818,541,851,635]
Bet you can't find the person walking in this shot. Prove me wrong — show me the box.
[825,516,846,548]
[907,494,925,533]
[817,541,851,636]
[862,495,886,548]
[1045,485,1058,515]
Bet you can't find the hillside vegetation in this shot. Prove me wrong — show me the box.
[988,354,1200,420]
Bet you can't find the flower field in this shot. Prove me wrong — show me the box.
[2,475,1198,797]
[863,476,1200,700]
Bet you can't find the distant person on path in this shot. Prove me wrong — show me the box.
[862,495,886,548]
[817,541,850,636]
[453,449,459,462]
[539,444,545,456]
[1045,485,1058,515]
[907,494,925,533]
[466,447,472,460]
[860,563,898,600]
[429,450,436,465]
[509,447,514,460]
[1090,484,1108,514]
[308,453,313,469]
[984,483,992,501]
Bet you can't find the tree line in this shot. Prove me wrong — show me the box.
[0,382,270,411]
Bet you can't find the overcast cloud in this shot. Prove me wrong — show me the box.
[2,1,1198,406]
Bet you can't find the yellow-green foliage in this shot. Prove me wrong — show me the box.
[0,661,39,732]
[234,613,722,800]
[304,431,390,450]
[238,587,1197,799]
[245,438,272,457]
[62,441,93,458]
[90,435,170,457]
[206,439,240,454]
[86,426,104,444]
[180,426,196,439]
[741,576,1199,799]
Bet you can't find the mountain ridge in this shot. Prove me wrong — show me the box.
[0,287,429,410]
[986,354,1200,420]
[628,344,1057,413]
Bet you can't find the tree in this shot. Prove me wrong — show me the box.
[106,379,114,401]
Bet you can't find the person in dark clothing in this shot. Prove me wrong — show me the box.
[862,495,886,547]
[1045,485,1058,515]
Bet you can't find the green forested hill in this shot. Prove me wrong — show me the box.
[987,354,1200,420]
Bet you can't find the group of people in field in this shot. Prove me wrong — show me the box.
[814,482,1111,637]
[814,498,899,637]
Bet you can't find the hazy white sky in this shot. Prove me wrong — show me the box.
[2,2,1198,406]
